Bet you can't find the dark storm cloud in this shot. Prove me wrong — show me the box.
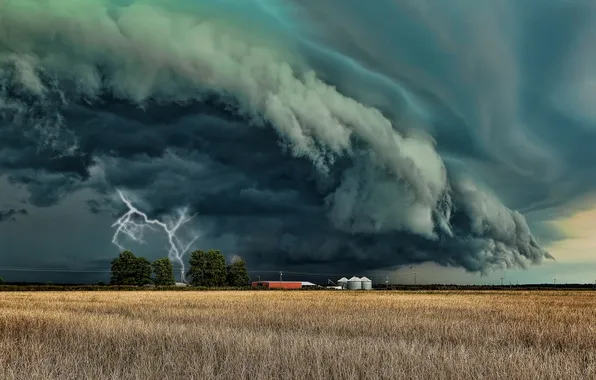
[5,0,595,275]
[0,208,27,223]
[291,0,596,212]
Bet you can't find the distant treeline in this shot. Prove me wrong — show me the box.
[0,285,252,291]
[0,284,595,292]
[379,284,596,290]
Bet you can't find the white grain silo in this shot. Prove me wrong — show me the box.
[361,276,372,290]
[347,276,362,290]
[337,277,349,289]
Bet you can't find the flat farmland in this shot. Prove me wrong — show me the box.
[0,290,595,380]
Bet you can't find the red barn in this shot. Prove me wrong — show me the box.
[251,281,303,289]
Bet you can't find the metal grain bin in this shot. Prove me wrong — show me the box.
[347,276,362,290]
[361,276,372,290]
[337,277,349,289]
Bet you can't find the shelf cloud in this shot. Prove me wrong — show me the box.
[3,0,594,276]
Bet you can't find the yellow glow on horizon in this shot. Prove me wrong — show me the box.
[547,207,596,263]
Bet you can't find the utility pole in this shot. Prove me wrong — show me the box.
[279,271,283,282]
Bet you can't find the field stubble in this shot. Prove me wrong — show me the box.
[0,290,595,380]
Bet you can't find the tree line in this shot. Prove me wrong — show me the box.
[110,250,250,287]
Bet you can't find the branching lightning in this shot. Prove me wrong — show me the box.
[111,190,198,281]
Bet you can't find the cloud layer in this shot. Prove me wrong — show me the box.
[0,208,27,223]
[4,0,592,275]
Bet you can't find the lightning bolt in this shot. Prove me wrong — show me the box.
[111,190,198,282]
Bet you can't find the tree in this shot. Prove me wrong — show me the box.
[187,249,227,287]
[0,277,4,284]
[152,257,175,286]
[226,258,250,287]
[110,250,152,286]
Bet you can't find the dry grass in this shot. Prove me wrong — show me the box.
[0,290,595,380]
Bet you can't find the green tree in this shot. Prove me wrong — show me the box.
[226,258,250,287]
[110,250,152,286]
[187,249,227,287]
[152,257,175,286]
[187,249,206,286]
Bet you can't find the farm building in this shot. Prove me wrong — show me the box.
[251,281,303,289]
[361,277,372,290]
[347,276,362,289]
[336,276,374,290]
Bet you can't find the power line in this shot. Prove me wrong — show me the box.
[0,267,111,273]
[0,265,418,281]
[246,269,417,277]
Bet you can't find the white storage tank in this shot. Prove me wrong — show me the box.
[347,276,362,290]
[361,276,372,290]
[337,277,349,289]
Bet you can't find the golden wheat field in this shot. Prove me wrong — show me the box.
[0,290,595,380]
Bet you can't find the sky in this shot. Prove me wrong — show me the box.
[1,0,596,285]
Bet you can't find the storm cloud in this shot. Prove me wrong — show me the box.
[0,208,27,223]
[3,0,594,277]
